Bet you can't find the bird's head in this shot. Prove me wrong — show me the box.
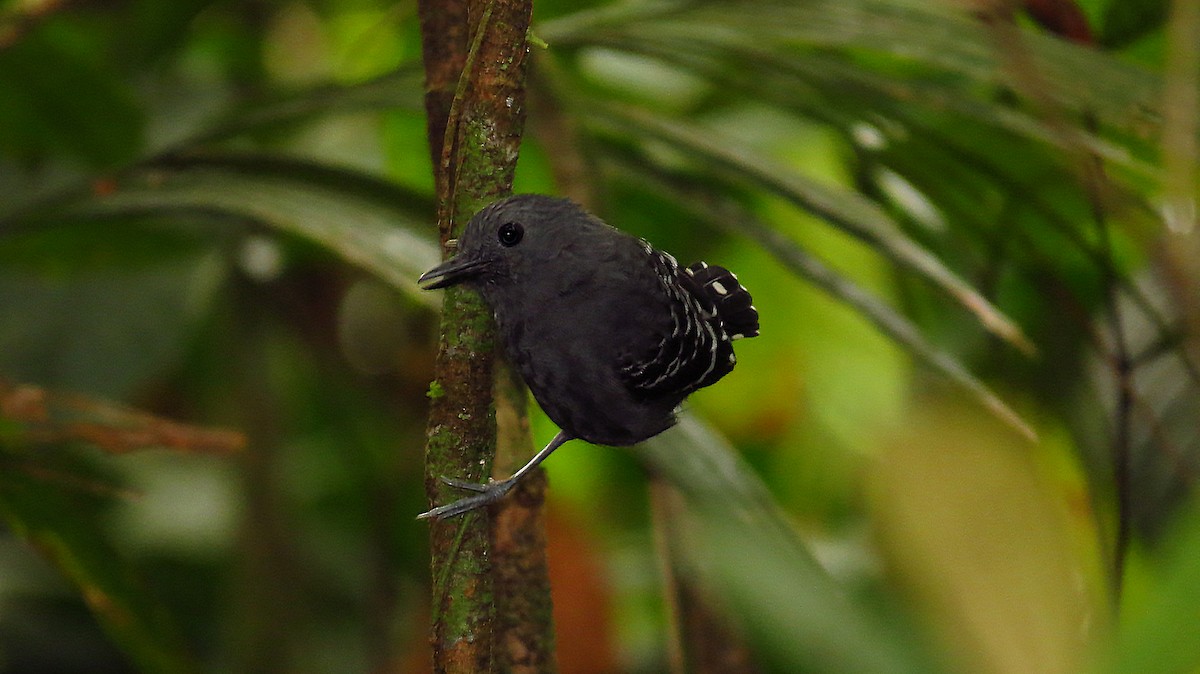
[418,194,606,291]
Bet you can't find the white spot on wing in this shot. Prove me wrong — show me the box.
[711,281,727,295]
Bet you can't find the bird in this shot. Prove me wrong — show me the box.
[417,194,758,520]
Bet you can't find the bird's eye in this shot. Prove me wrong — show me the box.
[497,222,524,247]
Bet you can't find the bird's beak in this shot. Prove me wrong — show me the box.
[418,254,488,290]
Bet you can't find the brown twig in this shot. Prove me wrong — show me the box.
[0,379,246,456]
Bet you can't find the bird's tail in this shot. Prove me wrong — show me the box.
[685,262,759,341]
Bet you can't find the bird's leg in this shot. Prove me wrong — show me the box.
[417,430,574,520]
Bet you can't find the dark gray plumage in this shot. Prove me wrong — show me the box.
[417,194,758,519]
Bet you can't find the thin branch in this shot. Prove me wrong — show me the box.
[1091,159,1135,603]
[437,0,496,220]
[0,378,245,456]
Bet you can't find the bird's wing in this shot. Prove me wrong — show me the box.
[684,261,759,341]
[617,247,737,399]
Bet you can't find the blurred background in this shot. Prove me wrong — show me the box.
[0,0,1198,672]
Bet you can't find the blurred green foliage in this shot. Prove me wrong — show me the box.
[0,0,1198,672]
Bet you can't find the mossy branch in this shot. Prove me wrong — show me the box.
[416,0,551,672]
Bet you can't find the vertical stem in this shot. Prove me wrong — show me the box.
[649,480,688,674]
[1082,124,1132,604]
[1160,0,1200,235]
[416,1,539,672]
[417,1,467,180]
[1103,244,1134,602]
[492,359,557,673]
[650,480,758,674]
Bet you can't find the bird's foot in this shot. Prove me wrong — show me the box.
[417,476,516,520]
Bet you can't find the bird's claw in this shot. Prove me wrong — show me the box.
[439,476,492,493]
[417,476,514,521]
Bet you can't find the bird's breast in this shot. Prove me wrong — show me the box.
[484,276,679,445]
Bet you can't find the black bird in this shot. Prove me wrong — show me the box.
[417,194,758,519]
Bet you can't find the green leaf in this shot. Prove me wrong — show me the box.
[183,66,425,147]
[554,21,1152,174]
[66,154,440,305]
[586,104,1037,359]
[638,414,939,673]
[543,0,1164,141]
